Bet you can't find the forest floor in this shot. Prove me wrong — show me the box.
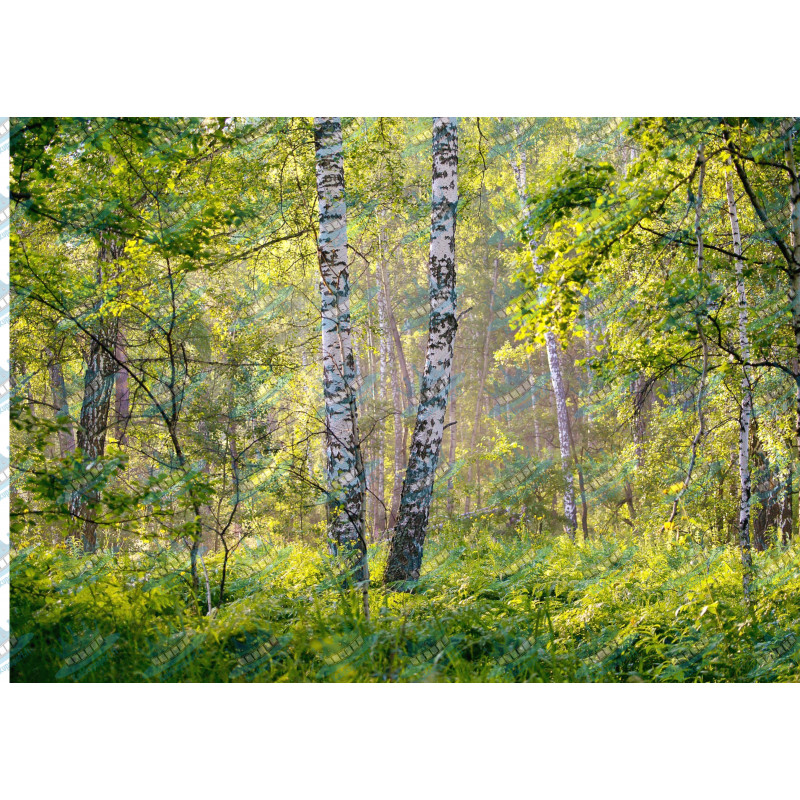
[9,523,800,682]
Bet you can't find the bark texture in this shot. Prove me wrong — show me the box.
[69,235,124,551]
[384,118,458,583]
[313,117,367,570]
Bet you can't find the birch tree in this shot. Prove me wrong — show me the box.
[313,117,367,579]
[384,117,458,584]
[726,170,754,600]
[724,118,800,464]
[512,128,578,540]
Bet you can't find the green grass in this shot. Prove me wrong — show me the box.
[9,524,800,682]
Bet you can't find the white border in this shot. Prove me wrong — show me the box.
[2,0,798,793]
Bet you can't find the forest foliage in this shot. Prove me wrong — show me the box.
[7,116,800,681]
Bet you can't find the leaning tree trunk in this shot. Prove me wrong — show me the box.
[384,117,458,584]
[388,338,405,532]
[68,235,124,552]
[313,117,367,585]
[726,171,754,600]
[512,127,578,540]
[45,346,76,456]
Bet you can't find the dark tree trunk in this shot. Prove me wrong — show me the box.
[69,235,124,552]
[114,331,130,445]
[780,466,793,545]
[45,346,76,456]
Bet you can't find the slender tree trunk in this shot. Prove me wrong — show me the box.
[313,117,367,586]
[378,227,412,532]
[727,120,800,468]
[512,130,577,540]
[726,171,754,600]
[626,375,646,522]
[527,353,541,454]
[227,427,243,542]
[45,346,75,456]
[378,240,414,405]
[465,256,498,514]
[68,235,124,552]
[577,464,589,540]
[781,467,793,545]
[750,421,770,552]
[385,117,458,584]
[114,331,129,445]
[372,280,389,537]
[388,340,404,532]
[631,375,646,469]
[566,410,589,539]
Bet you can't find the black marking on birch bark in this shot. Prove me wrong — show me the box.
[314,117,368,585]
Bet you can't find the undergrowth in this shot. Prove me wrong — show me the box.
[9,523,800,682]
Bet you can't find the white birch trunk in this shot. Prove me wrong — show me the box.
[512,126,578,539]
[726,172,754,600]
[313,117,366,565]
[385,117,458,583]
